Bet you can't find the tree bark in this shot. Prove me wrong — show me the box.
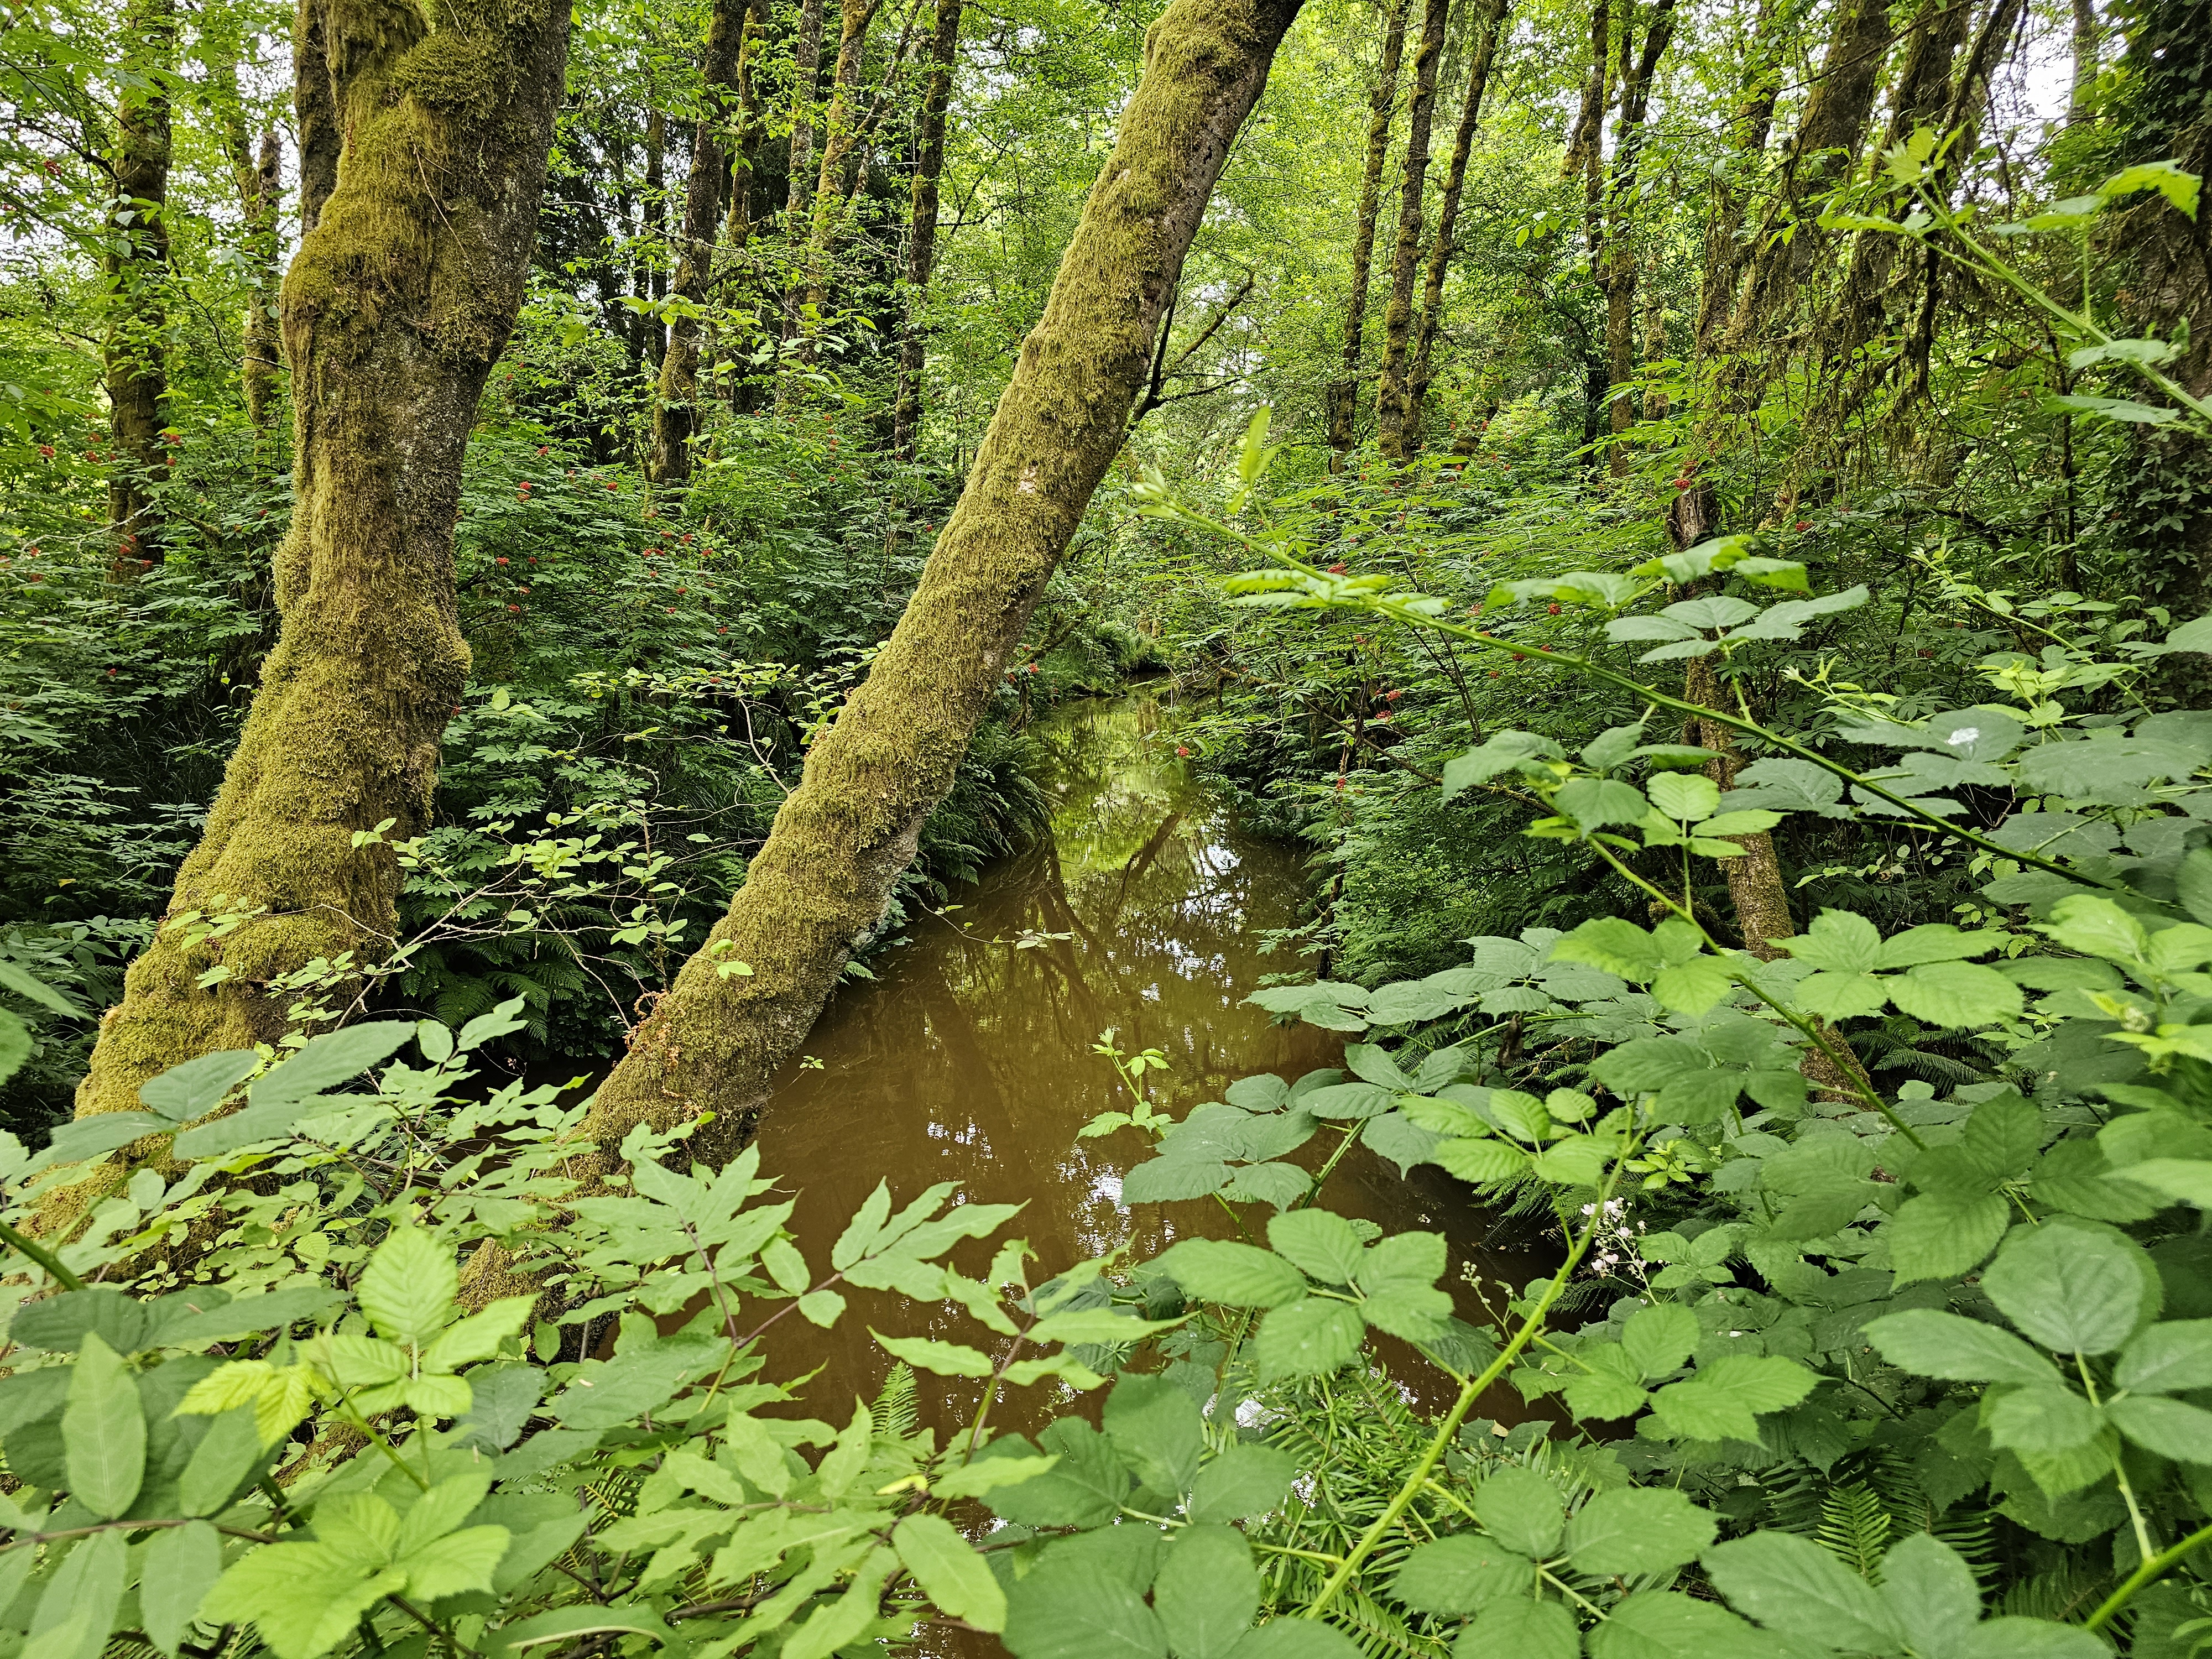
[1689,0,1777,363]
[1567,0,1610,461]
[1599,0,1675,473]
[651,0,750,482]
[65,0,573,1164]
[642,108,668,374]
[800,0,891,338]
[583,0,1307,1161]
[1326,0,1409,462]
[721,0,773,410]
[103,0,173,576]
[1373,0,1447,461]
[1403,0,1509,451]
[894,0,961,459]
[211,50,284,434]
[780,0,828,346]
[294,0,338,237]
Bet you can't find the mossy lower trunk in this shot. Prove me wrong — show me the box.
[651,0,748,483]
[584,0,1306,1162]
[63,0,573,1187]
[893,0,961,460]
[103,0,173,576]
[1325,0,1408,463]
[1372,0,1445,462]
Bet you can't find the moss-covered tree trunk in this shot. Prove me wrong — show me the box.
[800,0,889,336]
[211,48,284,434]
[1402,0,1507,450]
[103,0,173,576]
[651,0,748,483]
[721,0,771,410]
[893,0,961,460]
[1325,0,1408,463]
[66,0,573,1141]
[583,0,1307,1160]
[779,0,828,347]
[1598,0,1673,474]
[1371,0,1444,462]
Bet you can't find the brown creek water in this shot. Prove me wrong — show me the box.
[747,695,1550,1442]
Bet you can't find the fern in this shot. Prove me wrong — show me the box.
[1817,1483,1894,1582]
[873,1361,919,1442]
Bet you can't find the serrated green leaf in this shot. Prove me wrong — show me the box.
[1474,1465,1562,1557]
[1154,1526,1257,1659]
[895,1513,1005,1632]
[1253,1298,1364,1383]
[871,1331,994,1377]
[1650,1355,1815,1442]
[1886,961,2025,1027]
[2106,1394,2212,1462]
[1982,1224,2150,1354]
[1704,1530,1905,1652]
[141,1520,222,1657]
[139,1051,259,1124]
[1390,1535,1532,1614]
[1566,1487,1718,1577]
[1864,1310,2062,1384]
[358,1228,456,1349]
[1156,1239,1307,1307]
[1267,1210,1365,1286]
[2114,1319,2212,1392]
[1187,1443,1297,1523]
[1452,1592,1579,1659]
[63,1332,144,1518]
[1622,1303,1698,1378]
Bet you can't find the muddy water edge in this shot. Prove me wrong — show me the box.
[749,695,1552,1443]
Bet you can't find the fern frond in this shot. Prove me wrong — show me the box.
[1817,1483,1893,1582]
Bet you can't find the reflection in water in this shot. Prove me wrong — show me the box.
[752,697,1545,1439]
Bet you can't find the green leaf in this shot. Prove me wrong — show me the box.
[1886,961,2024,1027]
[2114,1318,2212,1392]
[357,1228,457,1349]
[1648,772,1721,822]
[1124,1156,1233,1202]
[0,1009,28,1088]
[1001,1552,1167,1659]
[1653,956,1735,1015]
[895,1513,1005,1632]
[1156,1240,1308,1307]
[1267,1211,1365,1286]
[1104,1373,1204,1495]
[1704,1531,1905,1652]
[1390,1535,1533,1614]
[1587,1592,1768,1658]
[1188,1443,1298,1523]
[26,1532,127,1659]
[141,1520,223,1657]
[1563,1345,1651,1419]
[1864,1310,2062,1384]
[249,1021,414,1107]
[45,1111,163,1166]
[1229,1624,1363,1659]
[2121,1158,2212,1208]
[1567,1487,1717,1578]
[1953,1618,2109,1659]
[1888,1191,2011,1284]
[982,1422,1129,1526]
[1443,731,1564,797]
[1875,1534,1980,1658]
[1790,971,1888,1022]
[872,1331,994,1377]
[1449,1597,1579,1659]
[1650,1355,1815,1442]
[1557,777,1651,830]
[2105,1394,2212,1462]
[1982,1224,2150,1354]
[63,1332,145,1518]
[0,958,85,1017]
[1474,1465,1562,1558]
[1988,1385,2105,1455]
[2098,158,2201,216]
[139,1051,259,1123]
[178,1405,263,1516]
[1553,918,1662,979]
[797,1290,846,1326]
[1154,1526,1258,1659]
[1434,1137,1529,1183]
[484,1606,677,1659]
[1253,1299,1365,1383]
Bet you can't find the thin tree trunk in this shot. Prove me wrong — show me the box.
[64,0,573,1167]
[584,0,1308,1161]
[652,0,749,482]
[1373,0,1446,461]
[212,54,284,434]
[643,107,667,374]
[1600,0,1675,474]
[894,0,961,459]
[294,0,338,237]
[2068,0,2099,119]
[103,0,173,577]
[723,0,772,410]
[1690,0,1777,363]
[1567,0,1610,462]
[1326,0,1409,463]
[780,0,828,346]
[800,0,891,340]
[1404,0,1509,451]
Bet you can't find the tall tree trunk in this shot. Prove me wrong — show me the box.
[780,0,828,346]
[294,0,338,237]
[1404,0,1509,451]
[1567,0,1610,462]
[642,107,667,375]
[800,0,890,341]
[894,0,961,459]
[722,0,772,410]
[211,52,284,434]
[1326,0,1408,463]
[583,0,1307,1161]
[1689,0,1777,365]
[652,0,749,482]
[1372,0,1446,461]
[1600,0,1675,474]
[2068,0,2099,119]
[103,0,173,577]
[65,0,573,1160]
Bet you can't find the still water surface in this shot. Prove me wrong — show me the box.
[750,697,1544,1434]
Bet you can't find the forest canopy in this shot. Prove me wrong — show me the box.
[3,0,2212,1649]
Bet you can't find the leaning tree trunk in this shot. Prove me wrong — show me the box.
[1326,0,1408,463]
[651,0,749,482]
[1403,0,1509,449]
[65,0,573,1154]
[583,0,1308,1161]
[893,0,962,459]
[103,0,173,577]
[1373,0,1448,461]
